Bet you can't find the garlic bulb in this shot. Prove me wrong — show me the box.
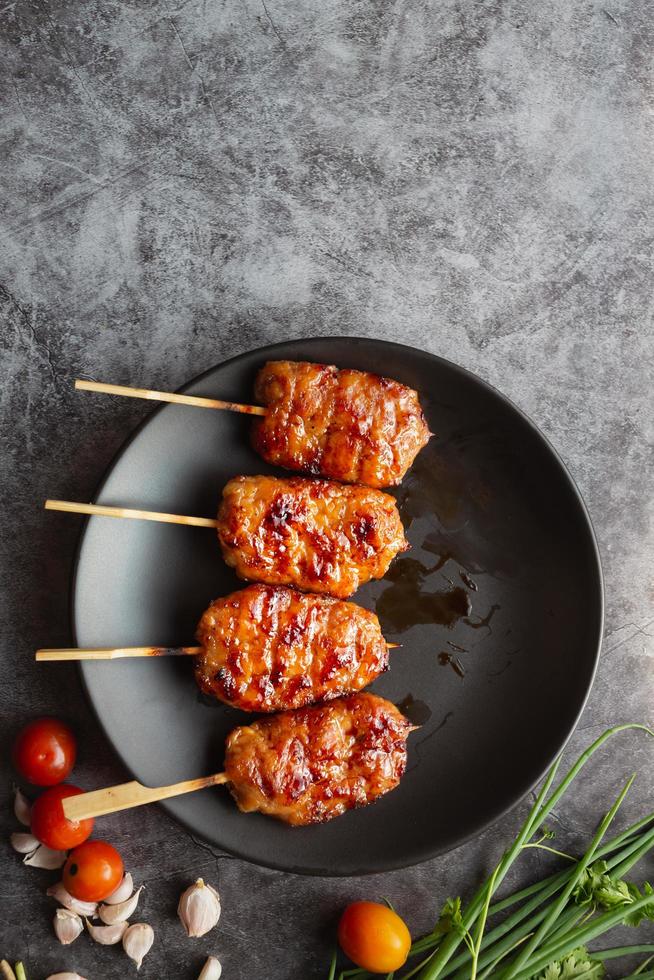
[86,918,128,945]
[24,844,67,869]
[54,909,83,945]
[47,882,98,917]
[123,922,154,970]
[10,832,39,855]
[98,885,143,924]
[14,787,31,826]
[105,871,134,904]
[178,878,221,938]
[46,974,89,980]
[198,955,222,979]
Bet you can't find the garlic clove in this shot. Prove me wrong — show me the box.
[104,871,134,904]
[14,787,31,826]
[54,908,83,945]
[98,884,143,924]
[178,878,221,938]
[24,844,67,869]
[47,882,98,917]
[46,974,89,980]
[122,922,154,970]
[198,955,222,979]
[10,831,39,855]
[86,917,128,945]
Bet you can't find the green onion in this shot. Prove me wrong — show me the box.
[592,945,654,962]
[415,725,653,980]
[323,724,654,980]
[507,890,654,980]
[502,774,635,978]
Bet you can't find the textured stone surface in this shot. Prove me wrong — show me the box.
[0,0,653,977]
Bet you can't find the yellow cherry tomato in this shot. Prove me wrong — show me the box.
[338,901,411,974]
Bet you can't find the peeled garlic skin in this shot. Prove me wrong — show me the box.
[123,922,154,970]
[54,909,83,945]
[46,974,89,979]
[104,871,134,904]
[10,831,39,854]
[24,844,67,869]
[14,787,32,826]
[198,956,222,979]
[86,918,128,945]
[98,885,143,924]
[178,878,221,938]
[47,882,98,918]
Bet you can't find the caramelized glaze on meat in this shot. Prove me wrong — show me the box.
[194,584,389,712]
[216,476,408,599]
[223,693,411,825]
[251,360,431,488]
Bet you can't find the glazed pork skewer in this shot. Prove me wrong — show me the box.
[62,693,413,826]
[36,584,399,713]
[77,359,432,488]
[46,475,408,599]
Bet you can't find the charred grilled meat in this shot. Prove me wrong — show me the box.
[251,360,431,488]
[223,692,412,825]
[194,584,389,712]
[217,475,408,599]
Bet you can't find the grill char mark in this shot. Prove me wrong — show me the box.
[223,693,411,825]
[194,584,390,712]
[251,360,430,488]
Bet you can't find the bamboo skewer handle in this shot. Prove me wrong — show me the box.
[45,499,218,528]
[36,643,398,660]
[75,379,266,416]
[36,646,202,662]
[63,773,229,821]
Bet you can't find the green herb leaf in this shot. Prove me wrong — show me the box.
[624,883,654,926]
[573,862,654,923]
[435,897,465,938]
[535,946,605,980]
[573,860,629,907]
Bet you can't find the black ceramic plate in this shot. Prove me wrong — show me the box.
[73,338,602,875]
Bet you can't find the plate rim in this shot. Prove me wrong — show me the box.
[70,336,604,875]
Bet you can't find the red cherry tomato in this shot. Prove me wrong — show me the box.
[30,785,93,851]
[63,840,124,902]
[338,901,411,974]
[12,717,77,786]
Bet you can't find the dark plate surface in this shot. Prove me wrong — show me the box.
[73,338,603,875]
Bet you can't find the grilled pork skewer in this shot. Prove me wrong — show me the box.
[218,475,407,597]
[62,693,413,826]
[46,475,408,599]
[37,584,399,713]
[77,359,431,488]
[195,585,392,710]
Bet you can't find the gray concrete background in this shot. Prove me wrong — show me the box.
[1,0,652,977]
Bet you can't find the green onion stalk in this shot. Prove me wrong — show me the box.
[328,724,654,980]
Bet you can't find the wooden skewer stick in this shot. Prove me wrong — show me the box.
[36,642,399,661]
[36,646,202,662]
[75,379,266,416]
[63,773,229,821]
[45,499,218,528]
